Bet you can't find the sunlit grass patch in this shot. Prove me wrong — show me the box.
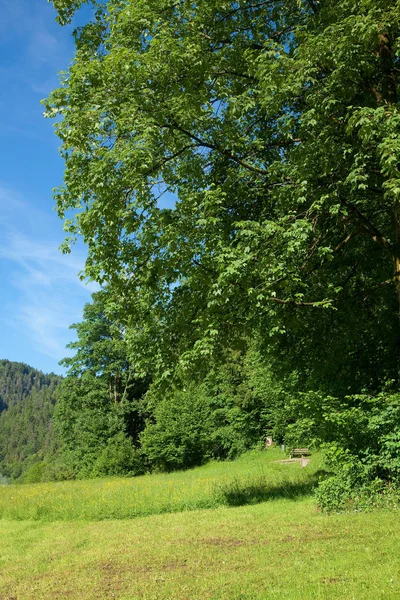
[0,500,399,599]
[0,448,324,521]
[0,450,399,599]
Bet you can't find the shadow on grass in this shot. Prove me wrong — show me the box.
[215,470,330,507]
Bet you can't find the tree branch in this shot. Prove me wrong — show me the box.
[306,0,319,14]
[143,144,196,177]
[216,1,275,23]
[164,122,269,176]
[340,196,393,256]
[269,297,328,308]
[333,229,360,254]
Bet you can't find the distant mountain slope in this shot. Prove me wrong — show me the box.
[0,359,60,411]
[0,360,62,480]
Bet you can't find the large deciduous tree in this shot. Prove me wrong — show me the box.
[46,0,400,389]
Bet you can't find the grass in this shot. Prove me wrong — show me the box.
[0,449,399,599]
[0,448,323,521]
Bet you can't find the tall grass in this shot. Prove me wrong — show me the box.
[0,448,324,521]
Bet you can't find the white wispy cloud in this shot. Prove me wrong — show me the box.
[0,1,92,371]
[0,185,97,362]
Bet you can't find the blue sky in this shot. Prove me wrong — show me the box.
[0,0,95,374]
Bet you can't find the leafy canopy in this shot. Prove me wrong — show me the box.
[46,0,400,385]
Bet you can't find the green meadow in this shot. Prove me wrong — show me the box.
[0,449,321,522]
[0,449,399,600]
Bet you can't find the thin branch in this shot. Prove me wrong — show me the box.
[370,276,399,290]
[216,0,275,23]
[164,122,269,176]
[143,144,196,177]
[333,229,360,254]
[306,0,319,14]
[340,196,393,256]
[212,70,258,82]
[269,297,328,308]
[271,25,296,40]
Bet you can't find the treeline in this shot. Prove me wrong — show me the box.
[47,292,285,480]
[0,359,59,410]
[0,295,285,483]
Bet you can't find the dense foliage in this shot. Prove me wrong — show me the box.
[54,292,149,478]
[54,294,280,476]
[141,349,280,471]
[45,0,400,381]
[284,390,400,510]
[33,0,400,506]
[0,306,282,483]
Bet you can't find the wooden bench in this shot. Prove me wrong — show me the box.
[290,448,310,458]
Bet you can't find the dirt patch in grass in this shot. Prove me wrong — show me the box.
[100,561,152,575]
[99,557,188,579]
[280,534,297,543]
[200,537,248,548]
[321,576,351,585]
[162,560,188,570]
[279,530,342,544]
[200,537,269,548]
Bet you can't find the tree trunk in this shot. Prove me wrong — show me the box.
[393,207,400,310]
[114,375,119,404]
[377,31,399,309]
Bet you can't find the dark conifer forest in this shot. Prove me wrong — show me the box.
[0,361,62,481]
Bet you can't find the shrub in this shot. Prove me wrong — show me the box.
[41,460,77,482]
[23,462,47,484]
[286,391,400,511]
[141,387,214,471]
[91,433,146,477]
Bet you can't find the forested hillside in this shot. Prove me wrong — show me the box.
[0,361,62,481]
[0,360,58,411]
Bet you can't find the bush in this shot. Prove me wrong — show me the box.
[286,391,400,511]
[316,469,400,512]
[41,460,77,482]
[0,474,9,485]
[92,433,146,477]
[23,462,47,484]
[141,387,214,471]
